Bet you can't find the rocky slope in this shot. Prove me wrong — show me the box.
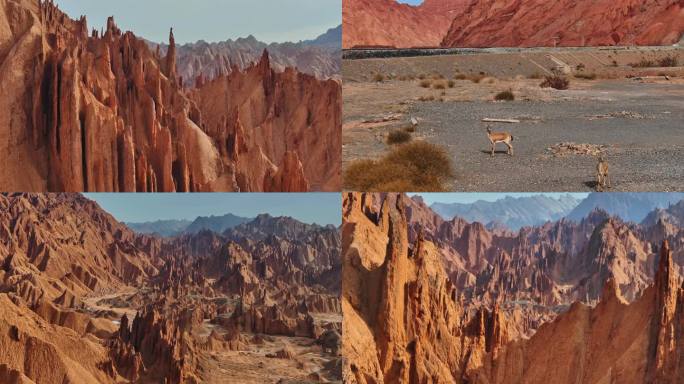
[470,240,684,383]
[442,0,684,47]
[344,193,684,383]
[153,25,341,87]
[189,51,341,192]
[342,192,507,383]
[0,193,342,383]
[342,0,684,49]
[0,0,340,192]
[431,194,580,231]
[342,0,466,48]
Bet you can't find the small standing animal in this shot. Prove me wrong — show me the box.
[596,156,611,191]
[486,125,514,156]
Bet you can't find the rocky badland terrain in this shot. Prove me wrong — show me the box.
[0,193,342,383]
[343,192,684,383]
[0,0,340,192]
[343,0,684,48]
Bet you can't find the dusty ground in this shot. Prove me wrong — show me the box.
[197,315,342,384]
[84,290,341,383]
[343,48,684,191]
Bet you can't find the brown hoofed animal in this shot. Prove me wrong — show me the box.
[486,126,514,156]
[596,156,611,191]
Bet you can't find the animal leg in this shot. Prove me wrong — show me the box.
[506,142,513,156]
[491,143,495,156]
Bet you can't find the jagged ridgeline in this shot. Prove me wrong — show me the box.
[0,0,341,192]
[0,193,342,383]
[343,192,684,383]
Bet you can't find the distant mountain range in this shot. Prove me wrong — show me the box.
[126,213,251,237]
[152,25,341,87]
[430,193,684,231]
[566,193,684,224]
[431,194,581,230]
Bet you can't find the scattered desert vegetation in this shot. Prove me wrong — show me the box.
[540,75,570,90]
[658,55,679,67]
[344,141,454,191]
[447,80,455,88]
[373,73,385,82]
[494,90,515,101]
[574,72,597,80]
[387,130,412,145]
[454,74,467,80]
[630,55,678,68]
[418,95,436,101]
[432,81,447,90]
[419,79,432,88]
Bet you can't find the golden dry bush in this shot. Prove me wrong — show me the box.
[344,141,454,191]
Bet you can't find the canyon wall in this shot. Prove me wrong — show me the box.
[0,0,339,192]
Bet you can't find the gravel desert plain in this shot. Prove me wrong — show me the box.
[342,0,684,192]
[343,47,684,191]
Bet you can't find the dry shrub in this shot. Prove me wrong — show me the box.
[528,73,542,79]
[373,73,385,82]
[419,79,432,88]
[469,74,485,83]
[494,90,515,101]
[574,73,597,80]
[630,58,655,68]
[403,124,416,133]
[658,55,678,67]
[387,130,412,145]
[344,141,454,192]
[447,80,455,88]
[432,81,447,90]
[418,95,435,101]
[540,75,570,90]
[454,74,467,80]
[418,73,427,80]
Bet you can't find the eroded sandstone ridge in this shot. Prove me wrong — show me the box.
[0,193,342,383]
[343,192,684,383]
[342,0,684,48]
[342,0,465,48]
[342,193,507,383]
[442,0,684,47]
[0,0,340,192]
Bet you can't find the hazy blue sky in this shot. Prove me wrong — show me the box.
[54,0,341,44]
[413,193,589,206]
[397,0,422,5]
[84,193,341,225]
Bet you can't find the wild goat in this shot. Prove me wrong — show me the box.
[596,156,611,191]
[486,125,514,156]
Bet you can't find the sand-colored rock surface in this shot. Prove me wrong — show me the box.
[0,0,340,192]
[342,193,507,383]
[343,193,684,383]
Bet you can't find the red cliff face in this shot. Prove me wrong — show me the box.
[342,0,684,49]
[442,0,684,47]
[188,53,342,192]
[342,0,467,48]
[0,0,340,192]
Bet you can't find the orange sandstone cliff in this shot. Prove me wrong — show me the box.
[342,193,507,383]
